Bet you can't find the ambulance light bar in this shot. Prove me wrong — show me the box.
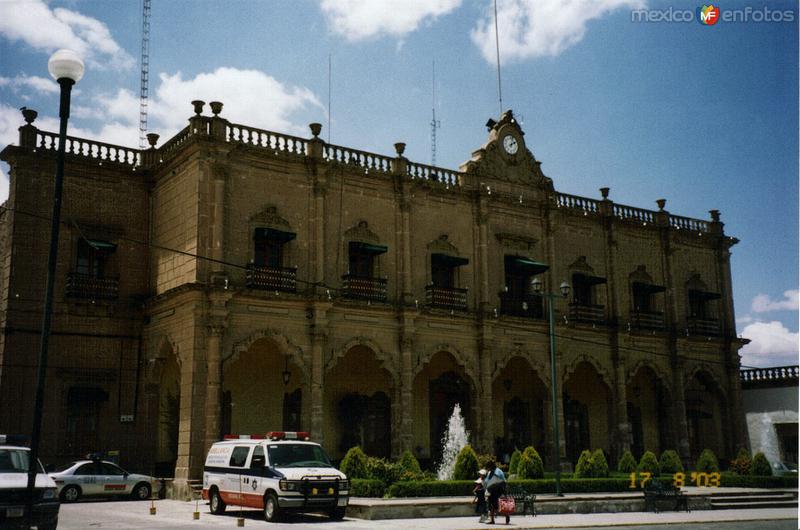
[223,432,310,441]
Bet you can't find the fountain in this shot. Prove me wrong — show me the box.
[437,403,470,480]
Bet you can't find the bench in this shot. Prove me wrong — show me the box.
[643,480,689,513]
[506,486,536,516]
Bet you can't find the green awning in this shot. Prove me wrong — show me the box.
[505,255,549,275]
[689,289,721,301]
[432,253,469,268]
[85,239,116,251]
[349,241,388,255]
[633,281,666,294]
[254,228,296,243]
[573,272,607,286]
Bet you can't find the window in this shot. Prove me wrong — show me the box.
[74,463,97,476]
[504,256,548,297]
[347,242,387,278]
[101,462,124,475]
[571,273,607,306]
[431,253,468,288]
[253,228,295,268]
[688,289,720,319]
[76,238,115,278]
[229,446,251,467]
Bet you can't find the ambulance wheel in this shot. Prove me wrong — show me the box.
[263,492,281,522]
[209,488,226,514]
[60,485,81,503]
[329,506,346,520]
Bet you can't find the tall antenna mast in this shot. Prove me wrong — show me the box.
[493,0,503,116]
[328,53,332,143]
[430,60,440,166]
[138,0,152,148]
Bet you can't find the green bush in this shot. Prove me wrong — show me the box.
[750,452,773,476]
[637,451,660,475]
[340,446,368,479]
[720,473,793,487]
[617,450,637,474]
[350,479,386,497]
[658,449,683,475]
[592,449,609,478]
[476,453,497,471]
[573,450,594,478]
[730,448,752,476]
[517,446,544,479]
[508,449,522,475]
[366,457,401,485]
[452,445,479,480]
[398,450,422,476]
[387,480,475,497]
[695,449,719,473]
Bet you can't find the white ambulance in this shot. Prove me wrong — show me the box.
[202,431,349,522]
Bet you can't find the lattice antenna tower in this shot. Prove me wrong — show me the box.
[430,60,441,167]
[138,0,152,148]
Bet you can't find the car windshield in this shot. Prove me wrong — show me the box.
[0,449,43,473]
[267,443,332,468]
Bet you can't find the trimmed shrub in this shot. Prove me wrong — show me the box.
[366,457,401,485]
[398,450,422,476]
[658,449,684,475]
[517,446,544,479]
[573,450,594,478]
[476,453,497,471]
[340,446,368,479]
[751,452,773,476]
[720,473,794,487]
[387,480,475,498]
[730,448,752,476]
[617,450,637,474]
[350,479,386,497]
[592,449,609,478]
[452,445,480,480]
[637,451,660,475]
[695,449,719,474]
[509,449,522,475]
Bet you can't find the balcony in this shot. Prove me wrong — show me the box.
[631,310,665,331]
[341,274,387,302]
[66,272,119,300]
[245,264,297,292]
[425,285,468,311]
[499,293,544,319]
[687,317,719,337]
[569,303,605,325]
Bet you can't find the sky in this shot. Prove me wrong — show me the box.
[0,0,797,368]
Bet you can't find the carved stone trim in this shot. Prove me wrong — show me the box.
[562,354,612,390]
[326,336,398,385]
[343,220,380,244]
[427,234,460,255]
[492,346,550,385]
[495,233,537,252]
[228,328,306,379]
[414,343,477,387]
[568,255,595,274]
[685,272,709,291]
[249,205,292,231]
[625,359,673,398]
[629,265,654,284]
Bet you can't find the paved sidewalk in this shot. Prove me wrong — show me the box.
[57,499,798,529]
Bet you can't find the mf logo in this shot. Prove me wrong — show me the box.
[697,4,720,25]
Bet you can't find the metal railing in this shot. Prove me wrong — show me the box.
[569,303,605,325]
[245,264,297,292]
[740,366,799,384]
[341,274,387,302]
[686,317,719,337]
[65,273,119,300]
[630,310,665,331]
[499,293,544,319]
[425,285,468,311]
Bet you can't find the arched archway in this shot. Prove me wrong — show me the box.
[222,337,304,436]
[154,341,180,477]
[413,351,476,466]
[563,361,612,466]
[324,344,394,460]
[626,365,672,458]
[492,356,547,462]
[685,369,727,461]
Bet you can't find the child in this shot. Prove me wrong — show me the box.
[473,468,488,523]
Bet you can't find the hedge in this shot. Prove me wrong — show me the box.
[659,450,683,475]
[637,451,660,475]
[340,446,368,479]
[518,446,544,479]
[751,453,773,477]
[509,449,522,475]
[453,445,480,480]
[695,449,719,473]
[617,450,637,474]
[350,479,387,498]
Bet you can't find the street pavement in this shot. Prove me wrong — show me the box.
[56,499,798,529]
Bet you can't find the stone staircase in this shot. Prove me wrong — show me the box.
[709,491,798,510]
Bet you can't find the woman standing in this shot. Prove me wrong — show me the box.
[484,460,508,524]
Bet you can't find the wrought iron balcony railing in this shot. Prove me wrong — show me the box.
[65,272,119,300]
[341,274,387,302]
[569,303,605,325]
[686,317,719,337]
[245,264,297,292]
[499,293,544,319]
[631,310,665,331]
[425,285,468,311]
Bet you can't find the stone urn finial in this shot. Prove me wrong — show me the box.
[656,198,666,211]
[394,142,406,157]
[709,209,720,222]
[309,123,322,138]
[146,133,160,149]
[191,100,205,115]
[600,187,610,199]
[209,101,223,116]
[20,107,37,125]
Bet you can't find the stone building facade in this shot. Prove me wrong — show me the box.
[0,104,747,496]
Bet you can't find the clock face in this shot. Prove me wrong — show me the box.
[502,134,519,155]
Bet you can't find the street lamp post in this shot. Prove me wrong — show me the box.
[531,277,570,497]
[26,49,84,523]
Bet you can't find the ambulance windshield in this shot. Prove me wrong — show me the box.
[267,443,332,468]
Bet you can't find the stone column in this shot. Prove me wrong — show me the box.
[613,356,631,456]
[392,143,413,304]
[308,123,327,293]
[204,323,225,452]
[476,197,490,313]
[399,323,415,455]
[309,314,328,448]
[671,358,691,465]
[478,327,494,453]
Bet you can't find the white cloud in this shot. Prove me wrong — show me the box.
[0,75,59,95]
[0,0,134,70]
[752,290,799,313]
[471,0,642,63]
[740,320,799,368]
[320,0,461,41]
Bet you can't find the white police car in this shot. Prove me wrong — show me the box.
[0,435,59,530]
[203,431,349,522]
[49,458,155,502]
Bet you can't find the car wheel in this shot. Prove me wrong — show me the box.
[209,488,226,515]
[329,506,346,520]
[263,492,281,522]
[60,485,81,503]
[132,482,151,500]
